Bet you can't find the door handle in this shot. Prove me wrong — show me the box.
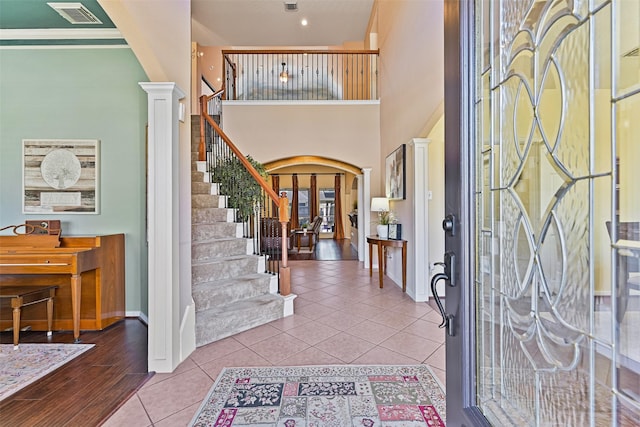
[430,272,449,329]
[431,250,456,335]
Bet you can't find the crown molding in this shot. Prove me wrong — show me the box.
[0,28,122,40]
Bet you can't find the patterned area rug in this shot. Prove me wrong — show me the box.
[0,343,94,401]
[190,364,446,426]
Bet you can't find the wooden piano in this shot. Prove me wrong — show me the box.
[0,233,125,342]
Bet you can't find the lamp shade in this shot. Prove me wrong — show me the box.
[371,197,389,212]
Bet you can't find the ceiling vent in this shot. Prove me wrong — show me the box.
[47,2,102,24]
[284,1,298,12]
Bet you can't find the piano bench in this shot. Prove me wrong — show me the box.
[0,285,58,349]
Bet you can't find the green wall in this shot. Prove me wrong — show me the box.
[0,47,149,315]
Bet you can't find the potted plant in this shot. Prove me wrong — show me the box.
[211,155,267,221]
[376,210,395,239]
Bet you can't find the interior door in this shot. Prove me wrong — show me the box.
[441,0,640,425]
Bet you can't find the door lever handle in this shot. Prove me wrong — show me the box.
[430,272,449,329]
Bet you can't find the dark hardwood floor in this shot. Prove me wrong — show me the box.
[288,238,358,261]
[0,318,150,427]
[0,241,356,426]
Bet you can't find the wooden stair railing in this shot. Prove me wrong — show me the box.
[199,89,224,162]
[199,95,291,296]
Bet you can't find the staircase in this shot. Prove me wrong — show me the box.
[190,116,287,347]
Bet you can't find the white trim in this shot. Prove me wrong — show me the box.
[125,311,149,325]
[283,294,297,317]
[140,82,186,374]
[356,174,364,261]
[0,45,130,50]
[362,168,372,268]
[410,138,430,302]
[223,100,380,106]
[180,301,196,363]
[0,28,123,40]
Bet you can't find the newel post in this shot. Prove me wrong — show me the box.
[278,196,291,296]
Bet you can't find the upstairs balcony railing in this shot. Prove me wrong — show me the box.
[222,49,379,101]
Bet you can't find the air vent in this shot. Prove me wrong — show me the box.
[47,2,102,24]
[284,1,298,12]
[623,47,639,58]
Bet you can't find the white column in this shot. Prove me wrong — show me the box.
[356,174,364,261]
[410,138,430,301]
[140,82,187,373]
[362,167,372,267]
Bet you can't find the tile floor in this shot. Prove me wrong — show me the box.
[103,259,447,426]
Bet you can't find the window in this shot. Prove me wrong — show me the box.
[319,188,335,232]
[282,188,310,226]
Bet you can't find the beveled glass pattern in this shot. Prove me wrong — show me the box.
[475,0,640,425]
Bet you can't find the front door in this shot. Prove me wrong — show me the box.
[442,0,640,425]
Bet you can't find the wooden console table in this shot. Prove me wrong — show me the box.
[0,234,125,342]
[367,235,407,292]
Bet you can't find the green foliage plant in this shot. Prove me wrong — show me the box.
[377,210,396,225]
[211,155,267,221]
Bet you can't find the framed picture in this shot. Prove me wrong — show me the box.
[388,223,402,240]
[23,139,100,214]
[385,144,406,200]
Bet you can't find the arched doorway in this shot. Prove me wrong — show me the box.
[264,156,368,261]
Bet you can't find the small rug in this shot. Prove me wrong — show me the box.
[190,364,446,426]
[0,343,94,401]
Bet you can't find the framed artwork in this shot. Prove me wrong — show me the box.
[386,144,406,200]
[23,139,100,214]
[388,223,402,240]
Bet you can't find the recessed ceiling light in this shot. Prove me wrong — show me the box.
[301,18,308,26]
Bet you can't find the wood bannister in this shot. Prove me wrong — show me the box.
[199,95,291,295]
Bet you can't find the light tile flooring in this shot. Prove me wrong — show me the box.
[103,260,447,426]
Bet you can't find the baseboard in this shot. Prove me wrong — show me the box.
[126,311,149,325]
[180,301,196,362]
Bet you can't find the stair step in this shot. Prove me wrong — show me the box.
[192,170,209,183]
[192,273,273,310]
[192,254,260,284]
[195,293,284,347]
[192,194,225,208]
[191,182,217,195]
[192,222,240,241]
[191,237,249,260]
[192,207,234,224]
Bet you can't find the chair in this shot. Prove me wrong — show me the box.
[293,216,323,252]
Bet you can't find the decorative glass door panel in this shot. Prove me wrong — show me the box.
[474,0,640,425]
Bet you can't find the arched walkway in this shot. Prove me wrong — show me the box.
[264,155,362,175]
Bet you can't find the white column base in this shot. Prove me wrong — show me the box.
[283,294,297,317]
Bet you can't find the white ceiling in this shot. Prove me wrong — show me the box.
[191,0,375,47]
